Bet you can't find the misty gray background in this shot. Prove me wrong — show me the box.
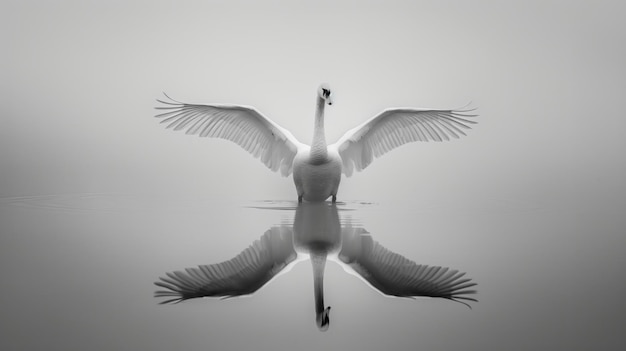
[2,0,625,350]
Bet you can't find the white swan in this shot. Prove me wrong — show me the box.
[155,84,477,202]
[154,203,477,331]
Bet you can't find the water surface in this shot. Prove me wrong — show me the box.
[1,193,624,350]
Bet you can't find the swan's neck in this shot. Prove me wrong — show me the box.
[310,96,328,163]
[312,253,329,328]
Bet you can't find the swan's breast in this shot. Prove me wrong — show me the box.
[293,150,342,201]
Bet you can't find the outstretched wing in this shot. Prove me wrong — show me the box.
[154,227,297,304]
[338,228,477,307]
[331,106,478,176]
[155,94,305,176]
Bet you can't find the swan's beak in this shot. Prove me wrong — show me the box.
[317,306,331,331]
[327,96,334,106]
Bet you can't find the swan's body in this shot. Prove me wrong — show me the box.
[155,84,477,202]
[154,203,477,331]
[293,147,342,202]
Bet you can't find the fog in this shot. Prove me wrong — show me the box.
[2,1,625,350]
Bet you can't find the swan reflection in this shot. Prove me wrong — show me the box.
[154,203,477,331]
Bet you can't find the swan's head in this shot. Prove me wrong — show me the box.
[317,83,333,106]
[316,306,331,331]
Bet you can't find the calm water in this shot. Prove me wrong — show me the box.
[1,193,624,350]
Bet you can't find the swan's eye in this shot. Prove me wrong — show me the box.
[322,89,331,98]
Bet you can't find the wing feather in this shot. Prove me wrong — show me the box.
[338,229,477,307]
[155,94,304,176]
[331,106,478,176]
[154,227,297,304]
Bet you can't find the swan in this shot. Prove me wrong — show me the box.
[155,84,477,202]
[154,203,477,331]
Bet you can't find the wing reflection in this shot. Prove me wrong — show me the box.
[339,227,477,307]
[154,227,297,304]
[155,202,477,330]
